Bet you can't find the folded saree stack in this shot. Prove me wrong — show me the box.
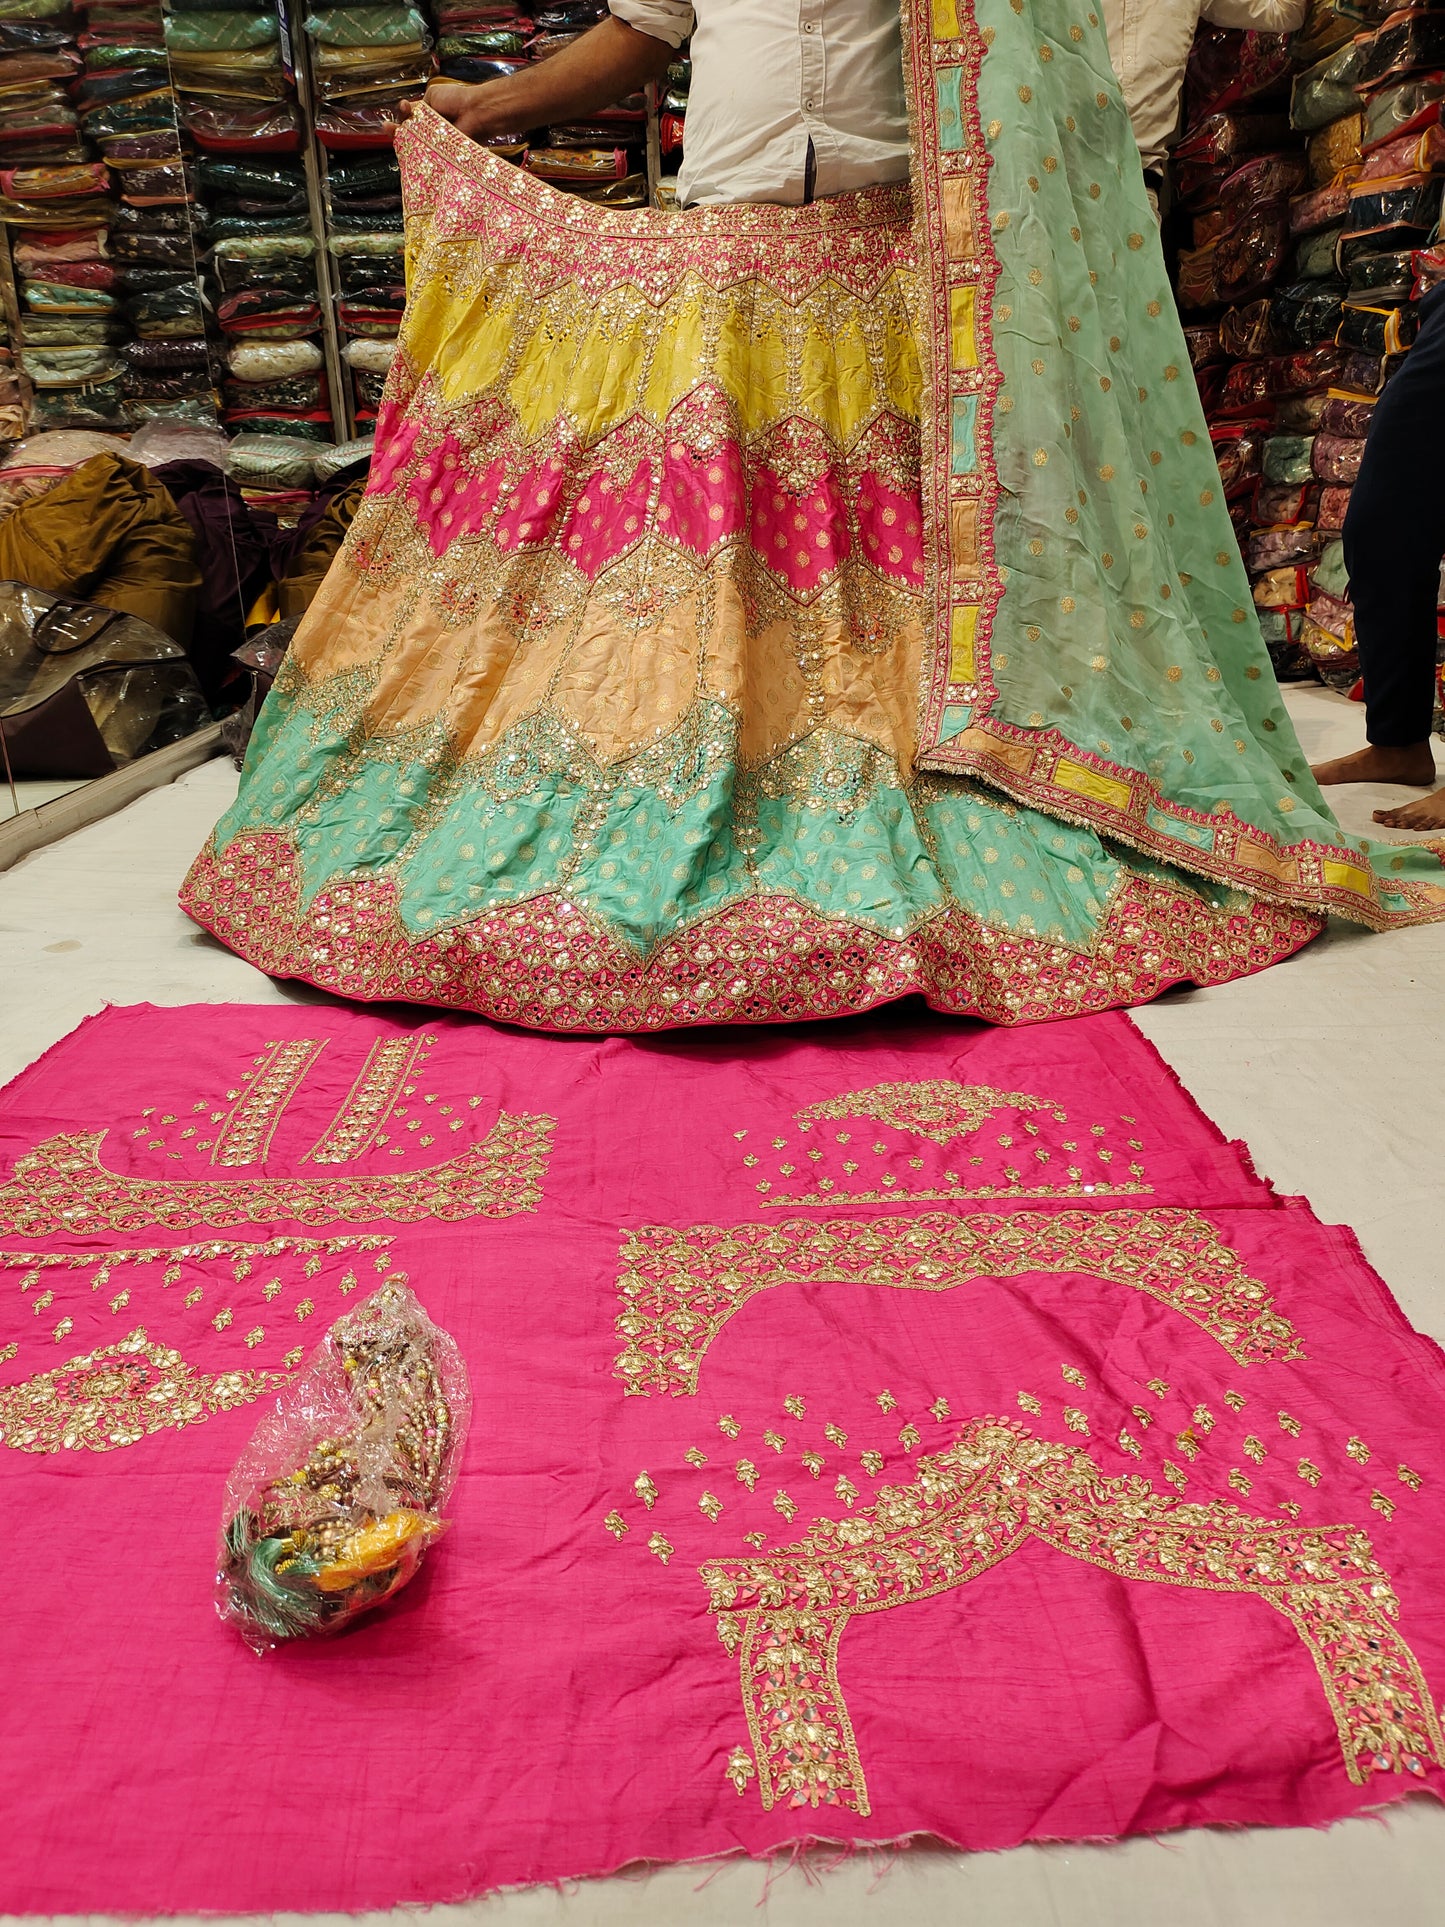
[1173,5,1445,723]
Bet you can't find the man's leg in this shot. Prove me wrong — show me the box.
[1311,285,1445,823]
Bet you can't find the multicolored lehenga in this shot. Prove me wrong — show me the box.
[181,0,1445,1029]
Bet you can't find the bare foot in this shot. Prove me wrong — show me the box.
[1374,786,1445,830]
[1310,743,1437,787]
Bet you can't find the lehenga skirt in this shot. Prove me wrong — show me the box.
[182,2,1445,1031]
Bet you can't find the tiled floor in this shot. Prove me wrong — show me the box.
[3,683,1444,1926]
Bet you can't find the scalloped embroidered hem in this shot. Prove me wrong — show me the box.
[181,832,1322,1032]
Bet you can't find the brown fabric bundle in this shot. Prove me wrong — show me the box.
[0,450,201,644]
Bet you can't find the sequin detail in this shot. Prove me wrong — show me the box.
[701,1418,1441,1812]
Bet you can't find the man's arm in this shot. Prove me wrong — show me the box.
[423,14,678,141]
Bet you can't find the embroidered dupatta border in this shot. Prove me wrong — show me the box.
[900,0,1445,931]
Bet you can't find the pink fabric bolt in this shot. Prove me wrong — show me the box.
[0,1003,1442,1913]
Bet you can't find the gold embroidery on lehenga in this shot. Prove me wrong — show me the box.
[0,1113,554,1236]
[613,1210,1303,1397]
[0,1326,285,1453]
[210,1039,328,1166]
[304,1034,434,1163]
[700,1419,1442,1813]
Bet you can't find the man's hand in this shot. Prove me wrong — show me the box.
[412,17,672,142]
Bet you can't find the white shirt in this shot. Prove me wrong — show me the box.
[609,0,910,206]
[1100,0,1307,176]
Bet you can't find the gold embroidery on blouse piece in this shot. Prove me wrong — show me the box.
[614,1209,1302,1396]
[210,1039,328,1167]
[0,1112,553,1236]
[303,1034,433,1164]
[0,1325,286,1453]
[795,1079,1046,1142]
[699,1419,1441,1813]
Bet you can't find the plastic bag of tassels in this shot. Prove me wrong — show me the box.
[216,1280,470,1650]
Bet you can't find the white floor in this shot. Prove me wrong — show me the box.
[4,684,1445,1927]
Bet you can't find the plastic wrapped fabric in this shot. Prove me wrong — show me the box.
[218,286,320,327]
[117,264,196,294]
[305,3,431,41]
[1219,149,1309,219]
[198,157,306,203]
[111,200,203,237]
[1253,480,1321,523]
[121,162,200,205]
[1210,422,1264,491]
[1215,202,1291,302]
[1357,122,1445,181]
[1302,594,1359,688]
[23,259,118,290]
[314,100,407,147]
[227,337,324,382]
[1347,171,1445,230]
[0,583,209,778]
[571,174,648,206]
[340,339,392,384]
[1290,38,1370,132]
[437,27,527,52]
[216,1283,468,1651]
[351,365,385,410]
[126,281,208,336]
[181,99,302,152]
[76,68,171,109]
[1182,323,1222,367]
[1291,221,1345,277]
[99,128,184,165]
[1311,430,1367,482]
[314,56,430,99]
[21,314,126,345]
[80,93,180,140]
[106,227,196,265]
[313,435,371,483]
[1253,561,1312,607]
[208,210,311,241]
[1337,299,1419,351]
[123,365,214,400]
[25,280,118,312]
[1247,525,1321,571]
[1308,113,1364,183]
[1311,535,1351,599]
[1262,435,1317,485]
[1175,239,1219,310]
[1273,342,1348,391]
[221,369,323,411]
[326,153,399,198]
[1361,76,1445,152]
[1270,277,1346,345]
[1357,11,1445,90]
[122,396,223,427]
[1318,391,1375,437]
[0,21,73,49]
[1347,247,1416,298]
[0,162,108,199]
[13,232,106,271]
[1290,172,1361,234]
[1219,299,1277,357]
[164,9,279,49]
[1191,205,1227,249]
[1293,0,1359,66]
[25,346,122,387]
[121,335,214,372]
[1276,392,1331,431]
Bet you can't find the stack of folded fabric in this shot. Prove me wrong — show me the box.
[524,0,646,206]
[1173,10,1445,701]
[0,3,117,429]
[308,0,431,154]
[202,156,334,440]
[326,148,402,423]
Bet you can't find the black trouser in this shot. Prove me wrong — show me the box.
[1340,279,1445,743]
[1343,281,1445,745]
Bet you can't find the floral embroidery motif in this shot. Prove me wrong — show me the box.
[700,1419,1442,1814]
[614,1210,1302,1397]
[211,1040,328,1167]
[0,1327,285,1453]
[795,1080,1045,1143]
[0,1232,392,1293]
[0,1113,554,1237]
[304,1035,433,1164]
